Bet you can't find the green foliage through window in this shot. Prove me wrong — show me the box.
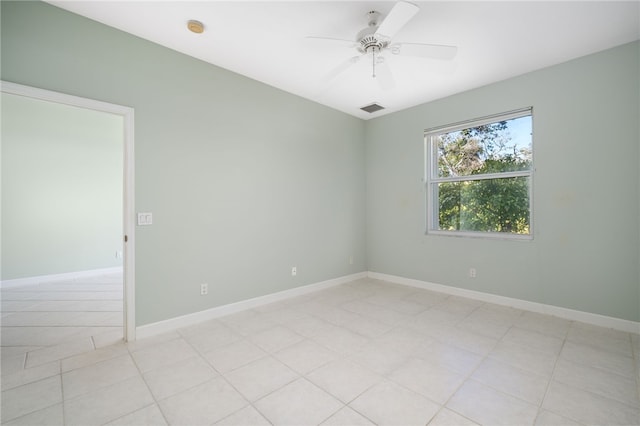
[426,109,533,237]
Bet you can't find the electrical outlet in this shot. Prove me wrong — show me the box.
[469,268,477,278]
[200,283,208,295]
[291,266,297,277]
[115,250,123,259]
[349,255,354,265]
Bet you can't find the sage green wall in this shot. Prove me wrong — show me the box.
[1,1,366,325]
[1,92,123,280]
[366,41,640,322]
[2,1,636,326]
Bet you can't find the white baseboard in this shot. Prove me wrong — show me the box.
[135,272,368,340]
[0,267,123,288]
[135,269,638,341]
[369,271,640,334]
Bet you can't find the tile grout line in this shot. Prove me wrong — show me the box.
[431,314,513,426]
[533,327,571,426]
[126,341,174,426]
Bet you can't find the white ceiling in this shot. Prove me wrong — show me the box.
[46,1,639,120]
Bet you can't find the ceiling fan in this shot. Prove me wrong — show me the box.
[308,1,457,90]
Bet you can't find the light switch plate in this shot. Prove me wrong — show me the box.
[137,212,153,226]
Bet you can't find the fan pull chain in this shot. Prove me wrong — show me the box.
[372,48,376,78]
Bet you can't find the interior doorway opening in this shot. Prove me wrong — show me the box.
[1,82,135,356]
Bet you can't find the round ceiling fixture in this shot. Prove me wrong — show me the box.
[187,20,204,34]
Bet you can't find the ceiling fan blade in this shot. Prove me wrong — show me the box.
[390,43,458,60]
[305,36,357,48]
[374,57,395,90]
[324,55,361,83]
[374,1,419,41]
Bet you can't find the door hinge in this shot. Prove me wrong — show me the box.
[124,235,128,243]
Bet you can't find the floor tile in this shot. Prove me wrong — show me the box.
[125,331,181,353]
[314,306,364,328]
[1,353,26,376]
[254,378,343,425]
[534,410,582,426]
[274,339,338,374]
[213,405,271,425]
[104,404,168,426]
[24,337,94,368]
[62,354,139,399]
[60,342,128,372]
[158,377,248,425]
[567,323,633,357]
[385,298,430,315]
[143,355,218,400]
[471,357,550,405]
[283,314,335,338]
[434,296,482,317]
[552,357,639,407]
[258,306,309,325]
[560,340,635,377]
[1,360,60,391]
[350,380,440,426]
[426,323,499,356]
[368,327,425,353]
[248,325,304,353]
[64,375,154,426]
[203,339,267,373]
[219,310,279,336]
[321,406,375,425]
[502,326,564,356]
[0,345,42,358]
[456,315,512,340]
[91,328,124,348]
[0,375,62,423]
[428,408,479,426]
[307,359,382,403]
[389,357,466,404]
[343,314,394,338]
[410,308,469,332]
[312,324,370,355]
[447,380,538,426]
[414,338,483,376]
[456,305,519,340]
[131,337,198,373]
[4,277,638,426]
[224,356,298,401]
[349,342,411,376]
[542,381,639,425]
[3,402,64,426]
[488,339,559,377]
[514,311,571,339]
[404,289,449,309]
[179,321,242,353]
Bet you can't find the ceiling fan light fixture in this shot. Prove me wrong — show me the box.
[360,103,385,113]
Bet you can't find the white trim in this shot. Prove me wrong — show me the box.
[1,81,136,342]
[136,272,367,340]
[368,271,640,334]
[0,267,123,288]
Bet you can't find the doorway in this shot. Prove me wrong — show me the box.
[0,81,135,356]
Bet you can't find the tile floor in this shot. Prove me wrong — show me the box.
[1,277,639,425]
[1,271,124,371]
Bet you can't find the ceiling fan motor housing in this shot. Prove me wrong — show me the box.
[357,11,388,54]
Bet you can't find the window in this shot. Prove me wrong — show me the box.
[425,108,533,239]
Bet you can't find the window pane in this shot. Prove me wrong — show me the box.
[435,176,530,234]
[435,115,532,178]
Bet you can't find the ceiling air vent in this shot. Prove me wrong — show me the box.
[360,103,385,113]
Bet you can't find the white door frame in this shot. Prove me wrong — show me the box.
[1,80,136,341]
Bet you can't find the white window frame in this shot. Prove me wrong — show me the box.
[425,108,534,240]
